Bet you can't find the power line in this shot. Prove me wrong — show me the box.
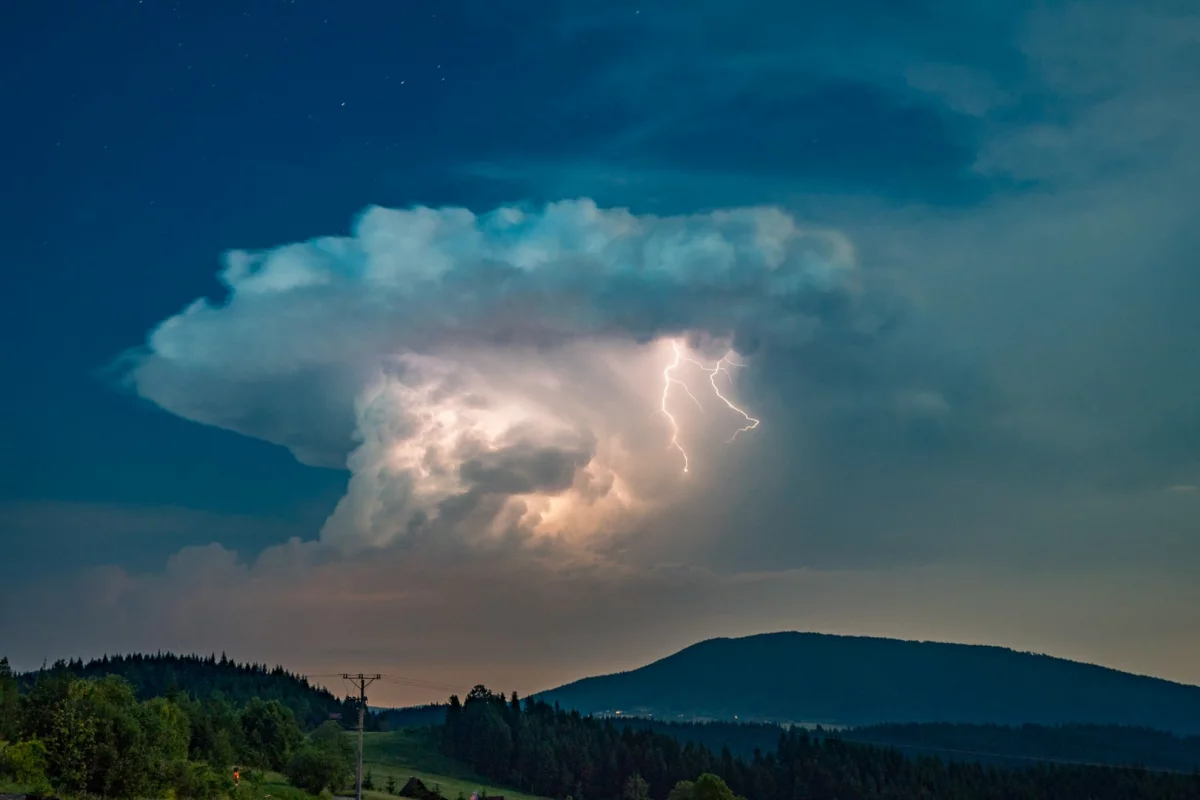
[378,674,464,693]
[305,672,463,693]
[341,673,381,800]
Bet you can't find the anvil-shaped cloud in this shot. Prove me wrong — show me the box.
[124,200,865,551]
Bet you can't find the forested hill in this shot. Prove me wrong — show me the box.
[613,718,1200,774]
[443,686,1200,800]
[839,722,1200,774]
[377,703,448,730]
[539,632,1200,733]
[381,705,1200,774]
[21,653,349,728]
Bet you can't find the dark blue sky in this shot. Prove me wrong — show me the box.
[5,1,566,546]
[1,0,989,566]
[2,0,1198,697]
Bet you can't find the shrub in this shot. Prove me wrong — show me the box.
[286,744,350,795]
[0,738,49,786]
[173,760,234,800]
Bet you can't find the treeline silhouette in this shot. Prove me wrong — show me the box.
[442,686,1200,800]
[602,719,786,760]
[383,703,1200,774]
[836,722,1200,773]
[19,652,363,729]
[378,703,449,730]
[608,718,1200,773]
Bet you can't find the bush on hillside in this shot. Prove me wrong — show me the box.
[0,738,50,790]
[287,744,350,794]
[172,760,234,800]
[667,775,743,800]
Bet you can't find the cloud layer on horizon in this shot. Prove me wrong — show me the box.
[5,531,1200,704]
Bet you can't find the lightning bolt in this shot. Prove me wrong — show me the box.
[661,341,692,473]
[696,355,761,442]
[660,339,761,473]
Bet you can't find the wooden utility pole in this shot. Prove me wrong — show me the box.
[342,673,381,800]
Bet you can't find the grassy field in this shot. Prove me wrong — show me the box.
[355,730,547,800]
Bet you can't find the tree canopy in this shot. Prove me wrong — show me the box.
[442,685,1200,800]
[19,653,351,729]
[1,669,311,798]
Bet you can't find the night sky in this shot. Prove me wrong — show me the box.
[2,0,1198,705]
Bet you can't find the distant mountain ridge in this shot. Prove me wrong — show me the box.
[538,632,1200,734]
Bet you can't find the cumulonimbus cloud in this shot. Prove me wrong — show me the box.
[123,199,863,550]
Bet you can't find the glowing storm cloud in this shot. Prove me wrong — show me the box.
[125,199,857,550]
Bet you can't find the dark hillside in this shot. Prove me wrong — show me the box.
[623,717,1200,774]
[22,652,349,728]
[539,632,1200,733]
[378,703,448,730]
[444,686,1200,800]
